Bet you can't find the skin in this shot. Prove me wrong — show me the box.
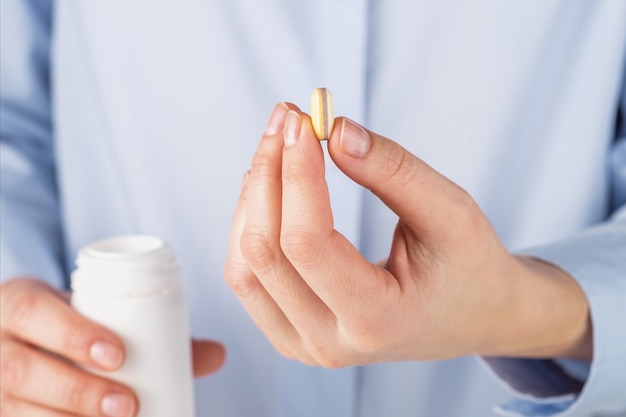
[224,102,592,368]
[0,278,225,417]
[0,102,592,415]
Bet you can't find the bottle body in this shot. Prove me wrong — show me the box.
[71,236,195,417]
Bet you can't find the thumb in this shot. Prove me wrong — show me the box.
[327,117,472,238]
[191,339,226,377]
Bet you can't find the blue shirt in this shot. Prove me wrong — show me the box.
[2,1,626,416]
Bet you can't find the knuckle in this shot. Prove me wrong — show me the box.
[223,259,248,286]
[349,328,387,357]
[250,149,277,179]
[280,231,322,267]
[61,372,90,412]
[265,334,316,365]
[297,354,319,367]
[378,145,419,189]
[269,340,296,361]
[314,353,345,369]
[0,344,27,390]
[224,269,262,299]
[447,187,485,238]
[304,339,345,369]
[296,356,317,367]
[281,160,309,184]
[0,393,17,417]
[0,278,30,300]
[240,230,277,271]
[3,285,42,332]
[61,320,94,358]
[338,314,394,360]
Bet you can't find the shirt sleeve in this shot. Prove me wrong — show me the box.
[0,0,66,287]
[483,75,626,417]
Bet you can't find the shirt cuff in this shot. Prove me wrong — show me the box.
[483,219,626,417]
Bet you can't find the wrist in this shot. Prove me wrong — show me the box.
[483,255,592,359]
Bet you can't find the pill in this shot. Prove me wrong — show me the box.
[310,88,334,141]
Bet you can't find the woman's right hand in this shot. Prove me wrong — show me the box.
[0,277,139,416]
[0,277,225,416]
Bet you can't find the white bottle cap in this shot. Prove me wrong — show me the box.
[71,235,181,298]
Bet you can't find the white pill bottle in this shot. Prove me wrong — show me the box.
[71,235,195,417]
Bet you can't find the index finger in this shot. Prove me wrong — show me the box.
[279,112,398,318]
[0,278,125,370]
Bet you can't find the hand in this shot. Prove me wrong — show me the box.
[0,278,225,416]
[224,103,591,368]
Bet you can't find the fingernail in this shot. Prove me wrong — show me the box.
[340,118,371,158]
[101,393,136,417]
[284,110,301,147]
[90,342,124,369]
[265,102,289,135]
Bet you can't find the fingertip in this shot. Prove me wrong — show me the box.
[89,340,125,370]
[329,117,371,159]
[283,110,302,147]
[192,340,226,377]
[264,102,290,136]
[283,102,301,112]
[327,117,376,188]
[101,391,138,417]
[263,102,302,138]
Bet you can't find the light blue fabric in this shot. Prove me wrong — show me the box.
[2,1,625,416]
[0,0,65,286]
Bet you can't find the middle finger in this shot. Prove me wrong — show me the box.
[241,104,336,340]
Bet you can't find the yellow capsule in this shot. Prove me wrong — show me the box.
[310,88,334,141]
